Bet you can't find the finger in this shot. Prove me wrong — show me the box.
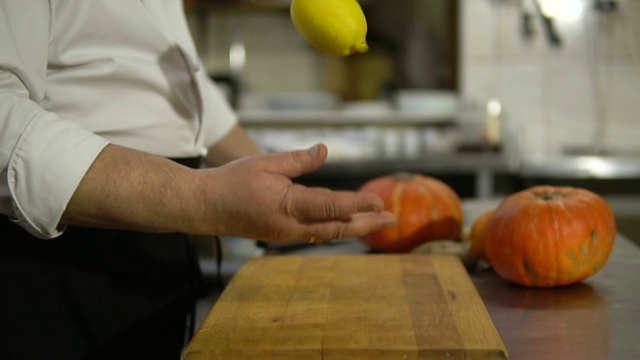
[307,186,332,193]
[260,144,328,179]
[286,185,386,220]
[300,211,396,242]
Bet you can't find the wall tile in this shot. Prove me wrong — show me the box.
[240,13,306,51]
[547,62,597,153]
[606,0,640,63]
[552,13,590,60]
[497,61,547,157]
[460,0,640,161]
[460,61,500,103]
[601,64,640,151]
[190,11,322,91]
[460,0,496,60]
[603,125,640,155]
[494,3,547,62]
[244,52,323,92]
[603,64,640,123]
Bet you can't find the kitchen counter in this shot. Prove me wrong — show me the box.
[471,233,640,360]
[192,197,640,358]
[235,199,640,359]
[257,238,639,359]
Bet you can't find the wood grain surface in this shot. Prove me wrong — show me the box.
[182,254,508,359]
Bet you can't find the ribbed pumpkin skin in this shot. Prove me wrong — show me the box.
[469,209,495,262]
[485,186,617,288]
[358,173,463,253]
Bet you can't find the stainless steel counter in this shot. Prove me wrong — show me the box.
[473,235,640,360]
[269,199,640,359]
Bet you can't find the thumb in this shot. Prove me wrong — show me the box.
[262,143,328,178]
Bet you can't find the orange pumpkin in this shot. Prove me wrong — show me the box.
[469,209,494,262]
[358,172,463,253]
[485,186,616,287]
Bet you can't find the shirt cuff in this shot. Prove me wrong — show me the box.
[7,111,109,239]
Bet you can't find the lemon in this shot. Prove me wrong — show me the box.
[290,0,369,57]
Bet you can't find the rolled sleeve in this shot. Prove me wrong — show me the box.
[0,1,109,239]
[2,97,109,239]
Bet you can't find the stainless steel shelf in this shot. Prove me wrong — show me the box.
[522,156,640,179]
[238,109,461,127]
[318,152,515,175]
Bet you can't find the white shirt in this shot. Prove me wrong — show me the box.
[0,0,238,239]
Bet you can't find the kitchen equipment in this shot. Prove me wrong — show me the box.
[394,89,460,115]
[183,254,508,359]
[239,91,340,111]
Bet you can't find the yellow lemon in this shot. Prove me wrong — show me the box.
[290,0,369,57]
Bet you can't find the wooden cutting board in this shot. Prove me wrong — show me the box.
[182,254,508,359]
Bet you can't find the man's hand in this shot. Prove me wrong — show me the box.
[195,144,395,243]
[62,143,395,244]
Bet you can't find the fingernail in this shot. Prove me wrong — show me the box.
[381,211,396,225]
[309,144,320,158]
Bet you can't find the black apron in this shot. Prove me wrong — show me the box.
[0,157,205,360]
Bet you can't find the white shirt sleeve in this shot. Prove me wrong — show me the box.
[0,2,109,239]
[197,69,239,148]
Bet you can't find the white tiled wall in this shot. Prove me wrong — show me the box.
[187,11,326,93]
[460,0,640,160]
[188,2,639,160]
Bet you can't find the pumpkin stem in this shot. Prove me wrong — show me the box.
[393,172,415,180]
[535,192,564,201]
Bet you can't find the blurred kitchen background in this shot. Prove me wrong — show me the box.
[182,0,640,269]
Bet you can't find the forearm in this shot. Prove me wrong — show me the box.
[203,123,262,166]
[61,143,395,243]
[61,125,260,235]
[61,144,208,234]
